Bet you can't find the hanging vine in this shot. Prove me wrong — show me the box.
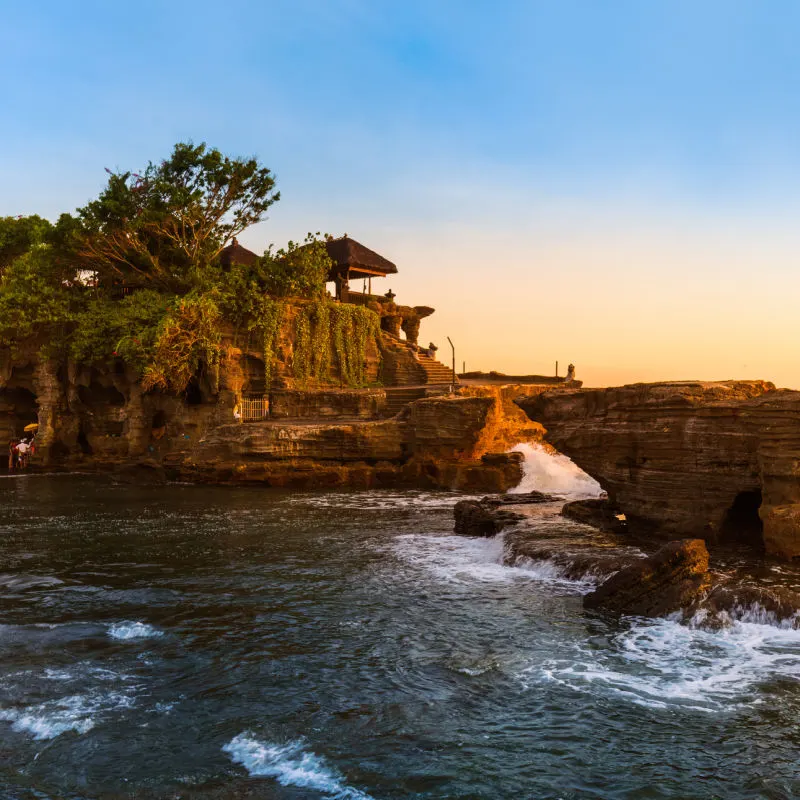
[329,303,381,387]
[247,296,284,389]
[291,299,380,388]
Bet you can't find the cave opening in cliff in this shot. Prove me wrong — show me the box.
[185,378,203,406]
[720,490,763,548]
[0,387,38,440]
[78,384,125,408]
[77,427,93,455]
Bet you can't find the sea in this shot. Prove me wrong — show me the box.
[0,446,798,799]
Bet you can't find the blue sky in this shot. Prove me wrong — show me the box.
[3,1,800,385]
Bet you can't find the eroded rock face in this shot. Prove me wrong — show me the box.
[583,539,711,617]
[518,381,800,558]
[0,328,536,493]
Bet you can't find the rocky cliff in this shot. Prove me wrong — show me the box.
[2,338,551,492]
[517,381,800,558]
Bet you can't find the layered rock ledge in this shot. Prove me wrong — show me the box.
[517,381,800,559]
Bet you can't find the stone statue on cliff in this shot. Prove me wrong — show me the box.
[565,364,576,382]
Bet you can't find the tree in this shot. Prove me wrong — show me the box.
[0,215,52,277]
[260,233,333,298]
[0,248,79,348]
[76,142,280,293]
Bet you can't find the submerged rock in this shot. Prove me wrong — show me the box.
[583,539,710,617]
[690,584,800,629]
[453,500,523,537]
[481,490,557,506]
[504,535,640,582]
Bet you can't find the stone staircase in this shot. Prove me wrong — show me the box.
[417,352,456,386]
[384,387,427,416]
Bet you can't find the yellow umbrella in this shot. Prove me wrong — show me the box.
[23,423,39,432]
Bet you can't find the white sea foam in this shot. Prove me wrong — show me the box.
[0,691,134,740]
[523,616,800,712]
[107,621,163,640]
[511,556,599,593]
[223,734,374,799]
[393,532,597,592]
[509,443,603,499]
[392,533,517,585]
[287,490,472,511]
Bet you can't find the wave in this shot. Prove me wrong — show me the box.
[286,490,472,511]
[107,621,163,640]
[0,691,135,740]
[509,443,603,499]
[521,615,800,713]
[392,531,602,593]
[223,734,374,799]
[510,555,601,593]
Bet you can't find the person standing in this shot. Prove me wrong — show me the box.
[8,440,17,472]
[16,439,30,470]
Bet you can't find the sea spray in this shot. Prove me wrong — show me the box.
[107,621,163,640]
[223,735,374,799]
[509,443,603,499]
[524,615,800,713]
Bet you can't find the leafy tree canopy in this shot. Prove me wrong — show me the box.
[0,143,383,392]
[0,215,53,276]
[0,248,79,349]
[76,142,280,293]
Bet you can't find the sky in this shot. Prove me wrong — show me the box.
[2,0,800,387]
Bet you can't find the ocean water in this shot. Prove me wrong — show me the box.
[0,454,798,799]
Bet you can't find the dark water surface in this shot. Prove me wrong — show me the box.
[0,473,798,799]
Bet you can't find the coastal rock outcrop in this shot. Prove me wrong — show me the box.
[583,539,711,617]
[517,381,800,558]
[561,498,627,533]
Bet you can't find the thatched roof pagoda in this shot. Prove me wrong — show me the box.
[324,236,397,301]
[324,236,397,281]
[219,239,259,270]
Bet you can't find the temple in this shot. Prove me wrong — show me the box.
[219,234,439,350]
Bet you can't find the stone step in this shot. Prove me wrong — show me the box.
[384,388,426,416]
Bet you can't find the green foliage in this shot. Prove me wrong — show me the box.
[260,233,332,298]
[247,295,284,389]
[76,141,280,293]
[0,142,385,398]
[0,215,52,276]
[330,303,381,387]
[292,299,379,388]
[0,249,78,351]
[142,293,223,393]
[70,290,170,373]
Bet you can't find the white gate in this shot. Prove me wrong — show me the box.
[241,396,269,422]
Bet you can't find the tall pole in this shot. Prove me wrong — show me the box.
[447,337,455,393]
[555,360,559,377]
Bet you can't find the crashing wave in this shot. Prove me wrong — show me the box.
[509,443,603,499]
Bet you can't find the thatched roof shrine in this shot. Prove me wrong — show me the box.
[324,236,397,281]
[219,239,259,270]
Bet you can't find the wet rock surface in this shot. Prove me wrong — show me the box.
[561,498,627,532]
[691,584,800,629]
[453,500,524,537]
[583,539,711,617]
